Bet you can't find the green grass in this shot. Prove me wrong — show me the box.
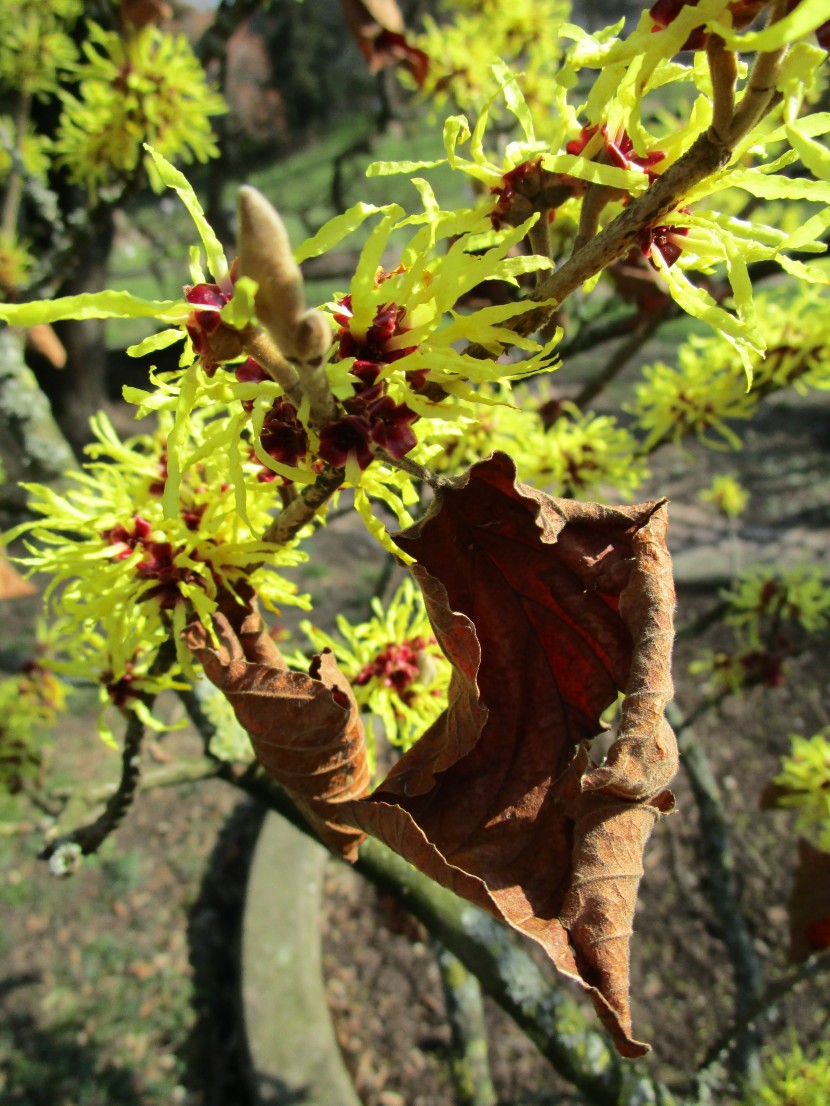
[0,827,196,1105]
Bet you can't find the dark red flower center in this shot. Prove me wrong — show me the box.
[354,636,431,703]
[102,515,217,609]
[318,294,420,470]
[257,397,309,479]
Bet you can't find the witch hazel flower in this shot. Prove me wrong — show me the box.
[490,158,565,230]
[318,286,420,471]
[649,0,710,51]
[489,125,667,229]
[5,408,310,736]
[101,514,224,611]
[639,214,691,268]
[354,636,433,699]
[184,271,248,376]
[256,397,310,479]
[648,0,812,52]
[566,124,666,182]
[294,578,451,769]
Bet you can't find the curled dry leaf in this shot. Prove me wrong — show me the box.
[0,549,36,600]
[340,0,429,86]
[184,587,370,861]
[25,323,66,369]
[119,0,172,28]
[345,451,678,1056]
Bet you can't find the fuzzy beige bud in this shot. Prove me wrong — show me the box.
[237,185,305,354]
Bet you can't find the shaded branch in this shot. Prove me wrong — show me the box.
[377,449,450,490]
[50,756,223,804]
[699,947,830,1074]
[572,299,672,410]
[196,0,263,65]
[40,706,148,870]
[433,941,497,1106]
[668,702,765,1082]
[177,686,675,1106]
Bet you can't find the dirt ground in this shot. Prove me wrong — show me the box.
[2,388,830,1105]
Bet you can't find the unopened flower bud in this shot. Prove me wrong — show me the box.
[237,185,306,356]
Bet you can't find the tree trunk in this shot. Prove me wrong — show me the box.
[52,204,116,455]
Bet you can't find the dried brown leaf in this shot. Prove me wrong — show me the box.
[0,550,36,600]
[345,452,677,1055]
[185,588,370,860]
[340,0,429,85]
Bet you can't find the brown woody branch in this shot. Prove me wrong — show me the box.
[175,688,675,1106]
[40,706,148,869]
[262,464,345,546]
[668,702,765,1082]
[468,19,790,359]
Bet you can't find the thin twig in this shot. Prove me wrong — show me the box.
[241,325,303,406]
[0,110,61,236]
[674,600,731,642]
[527,214,552,288]
[668,702,765,1082]
[377,449,450,490]
[37,641,179,870]
[572,181,614,255]
[729,1,788,139]
[572,299,671,410]
[50,756,223,803]
[40,707,149,869]
[1,89,31,239]
[699,948,830,1073]
[371,552,398,605]
[707,35,738,145]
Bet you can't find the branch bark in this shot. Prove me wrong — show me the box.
[669,702,765,1084]
[262,464,345,545]
[433,941,497,1106]
[176,689,677,1106]
[40,706,148,869]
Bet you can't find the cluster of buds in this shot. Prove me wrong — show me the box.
[735,647,787,688]
[354,634,436,704]
[705,645,787,691]
[102,515,212,610]
[490,158,572,230]
[184,276,245,375]
[227,295,422,477]
[491,127,666,232]
[638,216,690,269]
[186,189,427,478]
[102,662,137,708]
[317,294,420,470]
